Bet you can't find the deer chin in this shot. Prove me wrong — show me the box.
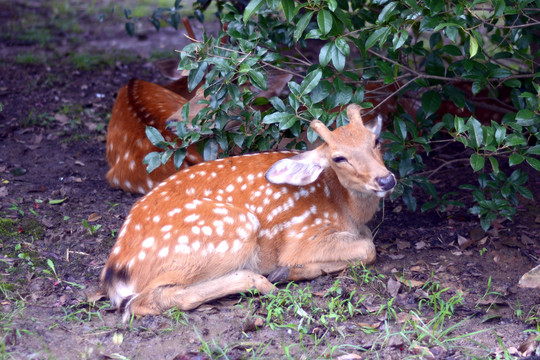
[375,190,391,198]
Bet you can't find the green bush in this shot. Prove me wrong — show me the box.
[139,0,540,231]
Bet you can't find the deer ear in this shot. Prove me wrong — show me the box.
[265,150,329,186]
[364,115,383,137]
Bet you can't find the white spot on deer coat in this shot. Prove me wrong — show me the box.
[232,240,243,252]
[185,214,200,222]
[138,251,146,260]
[216,241,229,253]
[202,226,212,236]
[142,237,155,248]
[153,215,161,223]
[161,225,173,232]
[192,241,200,251]
[192,226,200,234]
[213,208,228,215]
[168,208,182,217]
[175,244,190,254]
[158,247,169,258]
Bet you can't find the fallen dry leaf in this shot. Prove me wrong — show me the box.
[396,240,411,250]
[517,334,540,356]
[387,278,401,297]
[415,241,427,250]
[54,113,70,125]
[87,213,102,222]
[398,277,425,288]
[0,186,7,198]
[411,345,435,359]
[410,265,425,272]
[518,264,540,289]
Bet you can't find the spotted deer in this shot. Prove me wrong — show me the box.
[101,104,396,319]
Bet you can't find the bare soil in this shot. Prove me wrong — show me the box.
[0,1,539,359]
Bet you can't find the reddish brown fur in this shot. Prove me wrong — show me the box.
[101,105,395,318]
[106,79,203,194]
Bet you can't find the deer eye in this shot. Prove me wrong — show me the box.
[332,156,348,163]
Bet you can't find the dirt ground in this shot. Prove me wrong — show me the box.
[0,1,539,359]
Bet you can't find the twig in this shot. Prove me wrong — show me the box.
[416,158,470,179]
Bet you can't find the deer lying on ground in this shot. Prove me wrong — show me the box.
[101,104,396,319]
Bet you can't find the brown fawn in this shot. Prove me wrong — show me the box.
[102,104,396,319]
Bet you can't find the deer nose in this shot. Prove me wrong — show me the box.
[376,173,396,191]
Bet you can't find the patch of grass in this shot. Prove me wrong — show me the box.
[163,308,189,329]
[22,110,55,128]
[62,300,106,324]
[15,52,44,65]
[68,51,140,71]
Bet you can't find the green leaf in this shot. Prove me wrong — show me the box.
[526,156,540,171]
[516,109,539,127]
[248,69,267,91]
[455,116,466,134]
[299,69,322,95]
[173,148,187,169]
[470,153,485,172]
[335,38,350,56]
[49,197,68,205]
[504,79,521,88]
[468,117,483,149]
[526,145,540,155]
[509,153,525,166]
[377,1,398,24]
[365,27,391,49]
[125,22,135,36]
[317,9,333,35]
[281,0,295,22]
[263,111,293,124]
[145,126,167,148]
[489,156,499,174]
[421,91,441,116]
[143,152,162,173]
[188,61,207,91]
[319,42,333,66]
[469,36,479,58]
[444,84,465,108]
[494,126,506,146]
[394,118,407,141]
[294,11,313,42]
[311,81,333,103]
[441,44,461,56]
[279,115,298,130]
[243,0,265,23]
[488,68,512,79]
[331,46,346,72]
[392,30,408,50]
[203,138,218,161]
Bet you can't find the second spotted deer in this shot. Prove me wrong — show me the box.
[102,104,396,319]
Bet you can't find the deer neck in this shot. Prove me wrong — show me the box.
[322,170,380,229]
